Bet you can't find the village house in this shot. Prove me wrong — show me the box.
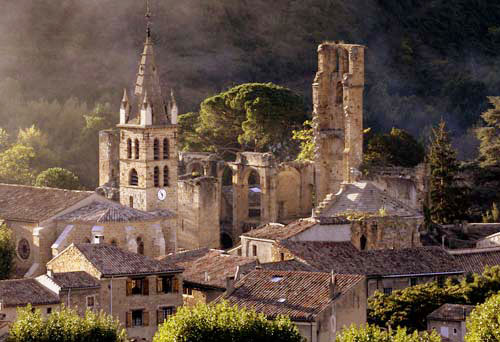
[46,243,183,341]
[159,248,256,306]
[427,304,474,342]
[220,269,366,342]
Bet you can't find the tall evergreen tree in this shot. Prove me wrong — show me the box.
[428,119,463,224]
[476,96,500,168]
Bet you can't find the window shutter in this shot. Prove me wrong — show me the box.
[157,277,163,293]
[143,311,149,326]
[173,277,179,293]
[143,278,149,296]
[126,312,132,328]
[126,279,132,296]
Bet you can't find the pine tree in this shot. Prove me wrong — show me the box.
[476,96,500,168]
[428,119,464,224]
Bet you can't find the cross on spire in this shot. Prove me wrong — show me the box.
[145,0,152,37]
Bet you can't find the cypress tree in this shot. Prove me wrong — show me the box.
[428,119,463,224]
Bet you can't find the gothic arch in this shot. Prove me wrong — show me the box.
[134,139,140,159]
[154,166,160,187]
[163,138,169,159]
[153,139,159,160]
[127,138,132,159]
[129,169,138,186]
[187,161,204,176]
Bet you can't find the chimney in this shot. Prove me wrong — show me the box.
[225,276,236,296]
[93,233,104,244]
[47,269,53,278]
[329,271,337,299]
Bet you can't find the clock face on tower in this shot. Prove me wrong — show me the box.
[157,189,167,201]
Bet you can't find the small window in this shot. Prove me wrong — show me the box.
[153,139,159,160]
[410,277,418,287]
[127,277,149,296]
[252,245,257,257]
[46,307,52,314]
[154,167,160,187]
[110,239,117,247]
[280,252,285,261]
[129,169,138,186]
[183,287,193,296]
[157,307,175,325]
[127,139,132,159]
[132,310,143,327]
[137,237,144,255]
[163,139,169,159]
[129,196,134,208]
[86,296,95,309]
[453,328,457,335]
[360,235,367,251]
[383,287,393,295]
[163,166,169,187]
[134,139,140,159]
[157,276,174,294]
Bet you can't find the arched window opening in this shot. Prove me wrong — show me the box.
[127,139,132,159]
[163,166,169,187]
[222,166,233,186]
[154,167,160,187]
[137,237,144,255]
[129,169,138,186]
[189,162,203,177]
[360,235,367,251]
[153,139,159,160]
[163,138,169,159]
[247,170,261,219]
[336,81,343,104]
[134,139,140,159]
[220,233,233,250]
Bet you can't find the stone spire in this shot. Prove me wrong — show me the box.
[130,0,169,126]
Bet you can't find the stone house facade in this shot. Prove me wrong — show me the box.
[427,304,474,342]
[46,243,184,341]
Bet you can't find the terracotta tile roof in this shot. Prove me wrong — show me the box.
[278,241,463,277]
[55,201,158,223]
[51,271,100,289]
[73,243,183,277]
[0,278,60,307]
[449,247,500,274]
[258,260,319,273]
[161,248,257,289]
[242,219,317,241]
[0,184,93,222]
[427,304,474,321]
[322,182,421,218]
[221,270,364,321]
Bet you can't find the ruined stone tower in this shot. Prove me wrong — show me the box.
[312,42,365,204]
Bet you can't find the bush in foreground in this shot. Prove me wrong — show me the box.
[466,293,500,342]
[153,301,304,342]
[336,324,442,342]
[8,305,127,342]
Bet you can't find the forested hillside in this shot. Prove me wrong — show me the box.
[1,0,499,187]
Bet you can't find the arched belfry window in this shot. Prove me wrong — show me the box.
[154,167,160,187]
[163,138,169,159]
[127,139,132,159]
[153,139,159,160]
[163,166,169,187]
[336,81,343,104]
[129,169,138,186]
[134,139,140,159]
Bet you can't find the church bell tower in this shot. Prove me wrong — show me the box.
[116,1,178,213]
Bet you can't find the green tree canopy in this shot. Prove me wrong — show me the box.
[363,128,425,169]
[35,167,80,190]
[153,301,304,342]
[180,83,308,160]
[0,144,36,185]
[336,324,441,342]
[428,119,465,224]
[476,96,500,168]
[8,306,127,342]
[292,120,314,161]
[465,292,500,342]
[0,224,14,280]
[368,266,500,332]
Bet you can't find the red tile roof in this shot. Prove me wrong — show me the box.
[242,219,317,241]
[0,183,93,222]
[0,278,60,307]
[221,270,364,321]
[161,248,257,289]
[449,247,500,274]
[278,241,463,277]
[51,271,100,289]
[56,201,159,223]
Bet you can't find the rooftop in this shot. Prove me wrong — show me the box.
[161,248,256,289]
[0,183,93,222]
[221,270,364,321]
[0,278,60,307]
[320,182,421,219]
[449,247,500,274]
[50,271,100,289]
[55,243,183,277]
[55,200,160,223]
[427,303,474,322]
[278,241,463,277]
[242,219,317,241]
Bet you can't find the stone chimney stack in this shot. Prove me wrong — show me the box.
[329,272,337,299]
